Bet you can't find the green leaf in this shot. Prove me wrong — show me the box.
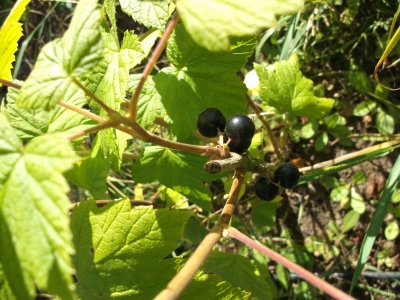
[0,0,30,86]
[300,120,318,139]
[203,251,273,300]
[251,200,281,232]
[0,115,77,299]
[351,154,400,292]
[62,0,102,76]
[350,187,366,214]
[65,157,111,199]
[131,146,219,210]
[177,0,303,52]
[348,71,372,93]
[147,24,256,139]
[342,210,360,233]
[329,124,353,147]
[275,264,290,290]
[120,0,170,31]
[330,184,350,202]
[256,55,335,118]
[353,100,376,116]
[315,132,328,151]
[384,221,399,241]
[351,171,366,185]
[17,0,103,110]
[183,217,208,245]
[158,186,188,209]
[3,82,96,142]
[183,272,250,300]
[71,199,196,299]
[129,75,166,129]
[376,108,395,135]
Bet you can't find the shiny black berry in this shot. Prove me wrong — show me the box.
[255,177,279,201]
[225,114,255,143]
[196,108,226,138]
[274,163,300,189]
[223,134,253,154]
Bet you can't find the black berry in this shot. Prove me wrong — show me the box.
[274,163,300,189]
[223,134,253,154]
[255,177,279,201]
[196,108,226,138]
[224,114,255,153]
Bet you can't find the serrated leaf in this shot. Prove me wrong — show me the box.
[62,0,102,75]
[183,271,250,300]
[353,100,376,116]
[146,24,256,139]
[131,146,219,211]
[348,71,372,93]
[203,251,273,300]
[251,200,281,232]
[120,0,170,31]
[0,0,30,86]
[384,221,399,241]
[342,210,360,233]
[71,199,194,299]
[256,55,334,118]
[376,108,395,135]
[65,157,111,199]
[3,81,96,141]
[0,115,77,299]
[17,0,103,110]
[177,0,303,52]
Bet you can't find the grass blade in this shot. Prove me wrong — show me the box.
[350,153,400,292]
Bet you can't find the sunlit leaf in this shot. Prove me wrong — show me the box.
[0,0,30,86]
[256,55,335,118]
[0,115,77,299]
[177,0,303,52]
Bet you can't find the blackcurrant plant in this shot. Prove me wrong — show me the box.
[274,163,300,189]
[196,108,226,138]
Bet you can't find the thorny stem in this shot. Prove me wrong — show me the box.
[227,227,357,300]
[127,12,180,120]
[246,95,284,163]
[154,169,247,300]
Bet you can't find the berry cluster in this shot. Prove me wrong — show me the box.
[255,163,300,201]
[196,108,255,153]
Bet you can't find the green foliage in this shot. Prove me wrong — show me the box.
[131,146,219,210]
[176,0,303,52]
[0,115,77,299]
[255,54,335,118]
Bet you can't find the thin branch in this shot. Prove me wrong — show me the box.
[154,168,247,300]
[246,95,284,163]
[69,199,156,212]
[70,77,116,115]
[127,12,180,120]
[65,120,120,141]
[227,226,356,300]
[0,78,22,89]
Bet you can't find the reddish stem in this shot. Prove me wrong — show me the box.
[227,227,356,300]
[127,12,180,120]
